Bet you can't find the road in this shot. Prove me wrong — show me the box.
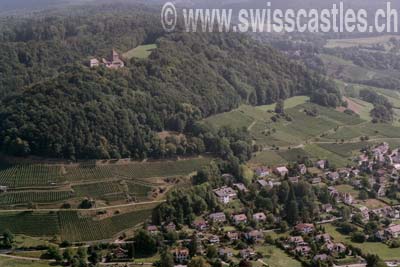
[0,200,165,213]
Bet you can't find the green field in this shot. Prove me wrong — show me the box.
[277,148,310,162]
[123,44,157,59]
[318,142,369,158]
[0,257,51,267]
[249,150,287,166]
[256,96,310,111]
[303,144,351,167]
[255,245,302,267]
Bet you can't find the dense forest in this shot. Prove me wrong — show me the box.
[0,3,338,160]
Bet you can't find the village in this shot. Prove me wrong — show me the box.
[100,142,400,267]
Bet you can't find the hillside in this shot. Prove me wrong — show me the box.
[0,4,337,160]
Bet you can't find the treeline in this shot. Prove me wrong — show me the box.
[324,47,400,90]
[0,3,339,160]
[359,89,394,123]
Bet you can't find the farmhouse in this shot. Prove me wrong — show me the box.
[219,247,233,258]
[233,183,249,192]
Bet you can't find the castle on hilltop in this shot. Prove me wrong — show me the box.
[89,49,125,69]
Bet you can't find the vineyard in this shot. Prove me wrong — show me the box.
[0,157,211,188]
[0,190,73,205]
[72,181,123,197]
[59,209,153,241]
[0,206,155,241]
[0,211,60,236]
[0,164,62,187]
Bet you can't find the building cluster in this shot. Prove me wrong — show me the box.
[89,50,125,69]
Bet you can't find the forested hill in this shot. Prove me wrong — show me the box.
[0,4,338,160]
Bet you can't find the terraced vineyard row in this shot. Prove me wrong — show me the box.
[72,181,123,197]
[0,190,73,205]
[0,164,62,187]
[63,165,114,181]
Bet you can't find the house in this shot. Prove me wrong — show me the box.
[377,185,387,197]
[311,177,322,184]
[294,245,311,255]
[255,167,270,178]
[339,169,350,179]
[226,231,239,241]
[164,222,176,232]
[233,214,247,225]
[192,219,208,231]
[327,172,339,181]
[321,204,333,213]
[313,254,329,262]
[326,242,346,254]
[219,247,233,258]
[316,160,326,169]
[112,247,128,259]
[89,58,100,68]
[275,166,289,177]
[245,230,264,242]
[298,164,307,175]
[385,224,400,239]
[239,248,255,259]
[171,248,190,263]
[343,193,354,205]
[252,212,267,222]
[208,235,220,244]
[233,183,249,192]
[256,179,269,188]
[359,206,370,222]
[213,186,237,204]
[209,212,226,223]
[315,233,331,242]
[373,142,389,156]
[295,223,315,234]
[289,176,299,183]
[287,236,305,246]
[147,225,159,234]
[0,186,8,193]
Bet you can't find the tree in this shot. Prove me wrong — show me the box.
[366,254,386,267]
[63,247,75,264]
[1,230,14,248]
[160,249,175,267]
[47,246,63,262]
[134,230,157,256]
[206,245,217,259]
[275,100,285,114]
[188,234,199,257]
[188,257,210,267]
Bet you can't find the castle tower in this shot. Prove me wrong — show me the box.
[112,49,119,62]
